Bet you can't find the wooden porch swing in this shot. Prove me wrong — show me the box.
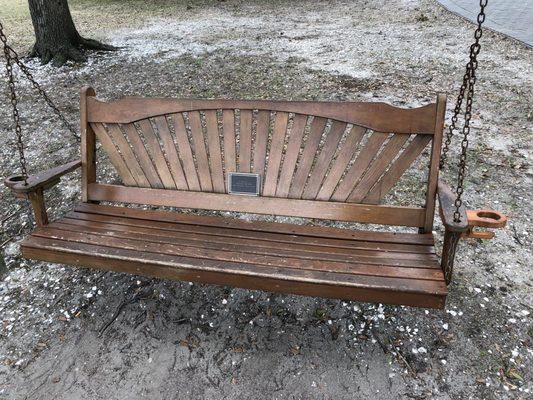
[2,1,506,309]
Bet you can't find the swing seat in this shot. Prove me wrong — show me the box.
[6,87,473,309]
[22,203,447,308]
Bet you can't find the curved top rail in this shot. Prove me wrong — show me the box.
[86,96,439,134]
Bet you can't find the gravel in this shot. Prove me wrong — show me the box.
[0,0,531,399]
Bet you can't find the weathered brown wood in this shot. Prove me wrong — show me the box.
[423,94,446,232]
[441,229,460,285]
[137,119,176,189]
[437,181,468,232]
[91,123,137,186]
[363,135,432,204]
[87,183,426,226]
[34,226,440,278]
[5,159,81,194]
[348,134,411,203]
[289,117,327,198]
[204,110,225,192]
[171,113,201,191]
[22,239,446,308]
[302,121,347,200]
[87,97,438,134]
[16,91,454,309]
[153,116,188,190]
[332,132,389,202]
[252,111,270,178]
[106,124,151,188]
[222,110,236,174]
[316,125,366,201]
[187,112,212,191]
[80,86,96,202]
[52,214,438,263]
[28,188,48,227]
[120,123,164,188]
[276,114,308,197]
[238,110,253,173]
[263,112,289,196]
[57,216,436,259]
[74,203,435,246]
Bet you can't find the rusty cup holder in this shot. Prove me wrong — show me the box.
[464,209,508,239]
[4,174,27,189]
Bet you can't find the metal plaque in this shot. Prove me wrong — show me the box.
[228,172,260,196]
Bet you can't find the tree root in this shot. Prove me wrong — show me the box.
[79,37,118,51]
[32,36,118,67]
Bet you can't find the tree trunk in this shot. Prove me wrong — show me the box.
[28,0,115,66]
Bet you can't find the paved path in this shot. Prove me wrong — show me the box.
[438,0,532,46]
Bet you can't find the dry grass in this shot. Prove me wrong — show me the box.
[1,0,213,50]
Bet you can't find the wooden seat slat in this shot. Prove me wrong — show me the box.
[48,220,439,269]
[35,224,442,282]
[57,217,437,261]
[67,211,435,256]
[22,235,447,308]
[74,203,435,246]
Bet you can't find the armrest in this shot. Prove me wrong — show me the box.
[4,159,81,196]
[437,181,469,232]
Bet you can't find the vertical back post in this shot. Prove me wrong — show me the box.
[423,93,446,233]
[80,86,96,202]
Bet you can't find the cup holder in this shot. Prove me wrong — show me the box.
[4,174,28,188]
[476,211,502,221]
[466,209,507,231]
[6,175,26,183]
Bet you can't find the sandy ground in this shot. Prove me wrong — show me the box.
[0,0,531,399]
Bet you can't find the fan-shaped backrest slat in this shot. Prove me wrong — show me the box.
[204,110,225,193]
[288,117,328,199]
[302,120,347,200]
[171,113,201,191]
[137,119,176,189]
[316,125,366,201]
[276,114,308,198]
[153,116,188,190]
[88,99,441,211]
[83,94,446,229]
[238,110,253,173]
[252,110,271,177]
[263,112,289,196]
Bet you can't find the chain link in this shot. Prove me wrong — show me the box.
[439,0,487,222]
[0,20,79,146]
[1,21,28,184]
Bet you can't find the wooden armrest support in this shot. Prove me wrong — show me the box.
[437,181,468,233]
[4,159,81,195]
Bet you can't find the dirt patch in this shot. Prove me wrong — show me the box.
[0,0,531,399]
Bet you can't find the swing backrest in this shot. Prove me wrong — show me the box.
[80,87,446,232]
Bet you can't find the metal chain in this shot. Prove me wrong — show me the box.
[0,20,79,140]
[1,21,28,184]
[439,0,487,222]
